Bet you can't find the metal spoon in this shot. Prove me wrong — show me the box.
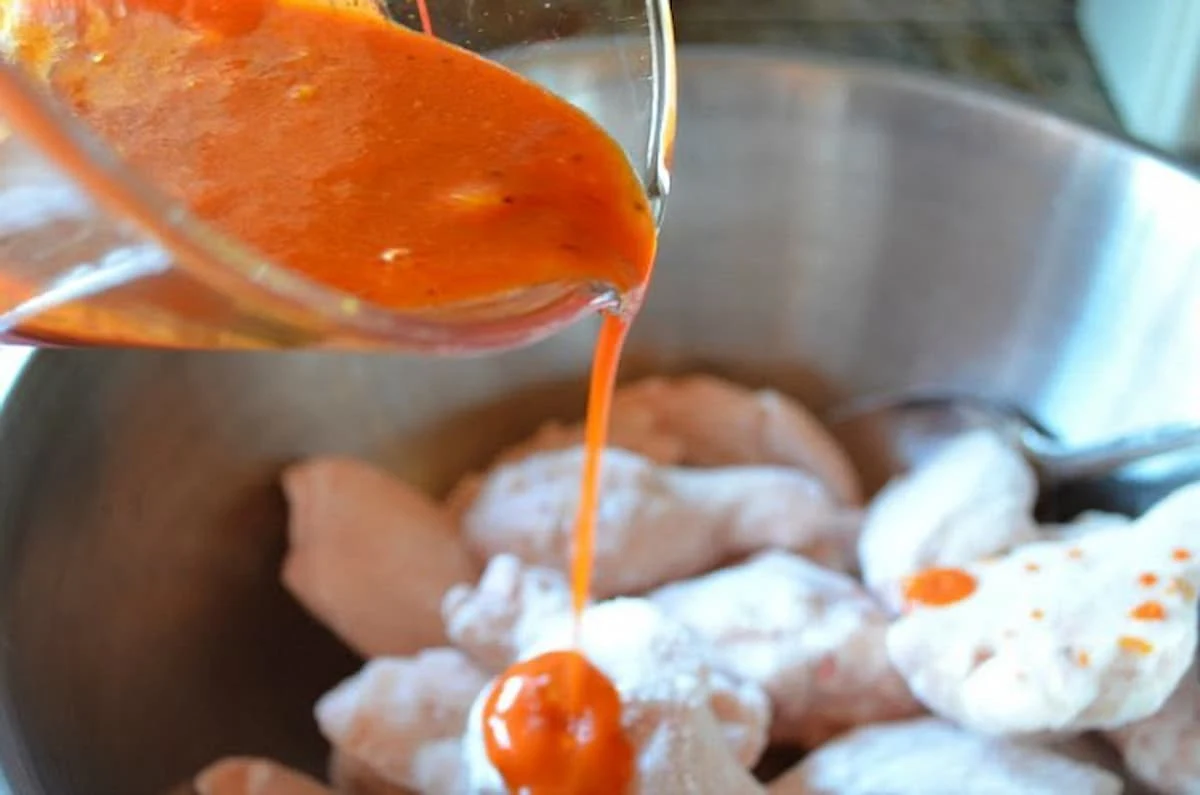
[825,390,1200,489]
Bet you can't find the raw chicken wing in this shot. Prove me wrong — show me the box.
[650,550,923,746]
[328,751,411,795]
[445,559,771,768]
[460,598,769,794]
[461,446,856,596]
[442,553,573,672]
[447,374,861,513]
[315,648,489,794]
[857,429,1038,611]
[1108,666,1200,795]
[887,481,1200,735]
[282,457,478,657]
[767,717,1122,795]
[604,375,862,506]
[195,758,331,795]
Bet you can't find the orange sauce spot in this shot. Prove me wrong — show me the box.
[483,650,634,795]
[903,568,978,607]
[1118,636,1155,656]
[1130,601,1167,621]
[1076,650,1091,668]
[1024,562,1041,573]
[1030,608,1045,620]
[1173,548,1193,562]
[1066,547,1083,560]
[1139,572,1160,588]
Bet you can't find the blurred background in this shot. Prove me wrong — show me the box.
[670,0,1200,167]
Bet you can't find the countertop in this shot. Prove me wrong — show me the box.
[672,0,1124,135]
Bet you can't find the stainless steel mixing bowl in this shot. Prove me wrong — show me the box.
[0,45,1199,794]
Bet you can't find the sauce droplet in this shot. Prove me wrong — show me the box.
[483,650,634,795]
[1172,548,1193,562]
[903,567,978,607]
[1118,635,1155,656]
[1138,572,1159,588]
[1131,600,1167,621]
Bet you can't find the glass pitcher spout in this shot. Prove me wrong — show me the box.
[0,0,676,353]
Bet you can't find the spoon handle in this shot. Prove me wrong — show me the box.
[826,390,1057,437]
[1027,424,1200,482]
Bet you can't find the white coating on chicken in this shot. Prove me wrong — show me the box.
[887,482,1200,735]
[441,553,572,672]
[767,717,1122,795]
[649,550,922,746]
[857,429,1038,612]
[446,374,862,515]
[1108,666,1200,795]
[460,597,769,794]
[460,445,856,596]
[315,649,488,794]
[444,556,771,769]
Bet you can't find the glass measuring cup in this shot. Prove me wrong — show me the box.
[0,0,676,351]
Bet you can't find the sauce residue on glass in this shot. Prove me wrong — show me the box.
[6,0,656,311]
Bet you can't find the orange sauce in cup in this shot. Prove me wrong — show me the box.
[7,0,656,311]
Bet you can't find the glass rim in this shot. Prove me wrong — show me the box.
[0,0,677,351]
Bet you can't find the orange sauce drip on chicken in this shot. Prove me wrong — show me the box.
[1118,636,1154,655]
[1130,600,1167,621]
[483,649,635,795]
[480,315,638,794]
[903,567,978,607]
